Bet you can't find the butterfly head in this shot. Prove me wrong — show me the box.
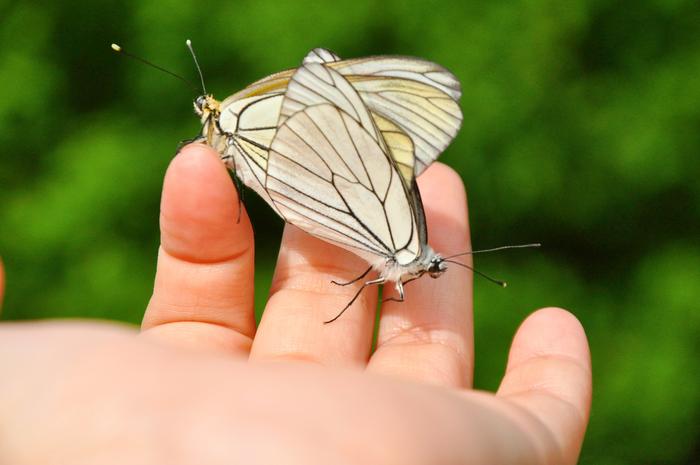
[193,95,221,119]
[427,256,447,279]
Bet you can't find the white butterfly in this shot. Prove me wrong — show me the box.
[195,48,461,191]
[195,48,466,322]
[108,42,536,321]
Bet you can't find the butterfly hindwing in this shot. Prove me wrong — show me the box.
[214,92,284,216]
[341,73,462,174]
[327,52,462,174]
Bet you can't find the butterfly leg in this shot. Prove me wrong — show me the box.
[177,118,210,151]
[382,280,405,304]
[382,274,423,303]
[324,276,385,324]
[222,136,246,224]
[331,266,372,286]
[233,176,245,224]
[176,135,206,153]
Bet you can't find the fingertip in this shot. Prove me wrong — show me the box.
[177,141,220,159]
[508,308,591,376]
[164,143,231,201]
[160,143,252,262]
[498,307,592,461]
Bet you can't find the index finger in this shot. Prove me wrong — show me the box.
[142,144,256,355]
[497,308,592,461]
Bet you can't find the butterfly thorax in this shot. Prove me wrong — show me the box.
[376,245,447,283]
[193,95,222,143]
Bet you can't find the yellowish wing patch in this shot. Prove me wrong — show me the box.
[371,113,415,184]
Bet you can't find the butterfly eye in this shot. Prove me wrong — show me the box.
[194,95,207,113]
[428,260,445,278]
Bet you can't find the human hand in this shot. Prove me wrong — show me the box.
[0,144,591,464]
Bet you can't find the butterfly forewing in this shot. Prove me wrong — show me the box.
[265,113,392,257]
[265,63,423,265]
[302,48,342,65]
[214,48,461,181]
[279,62,383,145]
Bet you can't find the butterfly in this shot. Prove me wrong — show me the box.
[195,48,467,322]
[109,42,538,321]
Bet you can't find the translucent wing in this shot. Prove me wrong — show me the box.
[331,55,462,175]
[219,49,462,177]
[265,63,424,265]
[371,112,415,184]
[303,47,341,65]
[214,92,285,212]
[279,61,419,186]
[286,48,462,175]
[330,55,461,100]
[278,61,383,143]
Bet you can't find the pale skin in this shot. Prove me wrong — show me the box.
[0,144,591,465]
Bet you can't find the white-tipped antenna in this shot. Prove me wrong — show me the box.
[186,39,207,95]
[444,243,541,260]
[110,42,198,92]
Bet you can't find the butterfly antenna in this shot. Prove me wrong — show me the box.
[185,39,207,95]
[110,43,198,93]
[444,243,541,260]
[444,259,507,287]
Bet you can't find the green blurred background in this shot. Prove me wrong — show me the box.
[1,0,698,463]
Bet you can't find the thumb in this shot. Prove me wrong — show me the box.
[497,307,592,464]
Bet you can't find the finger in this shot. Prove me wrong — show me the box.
[249,225,378,367]
[368,163,473,388]
[142,144,256,355]
[497,308,592,462]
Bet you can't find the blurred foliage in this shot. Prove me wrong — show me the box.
[1,0,699,463]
